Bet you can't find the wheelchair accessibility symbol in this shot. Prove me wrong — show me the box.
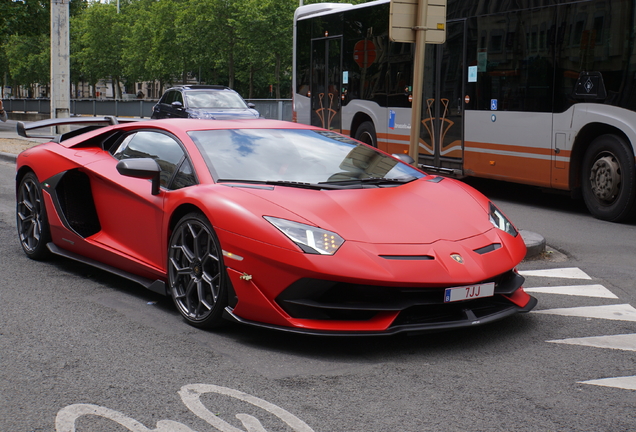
[490,99,498,110]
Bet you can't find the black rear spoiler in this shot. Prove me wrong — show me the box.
[17,116,142,140]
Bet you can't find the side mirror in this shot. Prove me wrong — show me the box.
[392,153,415,165]
[247,103,256,109]
[116,158,161,195]
[171,101,184,109]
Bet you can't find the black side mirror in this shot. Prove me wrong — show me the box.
[171,101,184,109]
[116,158,161,195]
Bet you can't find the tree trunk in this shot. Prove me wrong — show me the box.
[275,53,281,99]
[249,65,254,99]
[228,42,235,88]
[112,76,122,99]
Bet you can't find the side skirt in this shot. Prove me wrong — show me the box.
[47,242,167,296]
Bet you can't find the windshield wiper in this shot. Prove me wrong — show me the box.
[216,179,345,190]
[319,177,416,187]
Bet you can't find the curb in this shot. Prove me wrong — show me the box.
[0,151,16,163]
[520,229,546,259]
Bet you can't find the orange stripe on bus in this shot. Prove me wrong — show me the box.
[466,141,550,156]
[464,150,571,189]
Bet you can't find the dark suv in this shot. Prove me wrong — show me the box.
[151,85,259,120]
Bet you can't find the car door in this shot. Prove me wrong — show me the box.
[87,130,196,272]
[164,90,187,118]
[152,91,172,118]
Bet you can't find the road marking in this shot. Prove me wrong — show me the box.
[519,267,591,279]
[56,383,315,432]
[534,304,636,321]
[548,334,636,351]
[579,376,636,390]
[524,267,636,391]
[524,284,617,298]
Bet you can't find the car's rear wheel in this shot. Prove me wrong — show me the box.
[168,212,227,328]
[16,172,51,260]
[355,121,377,147]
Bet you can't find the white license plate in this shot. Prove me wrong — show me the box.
[444,282,495,303]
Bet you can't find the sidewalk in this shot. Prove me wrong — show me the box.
[0,119,48,160]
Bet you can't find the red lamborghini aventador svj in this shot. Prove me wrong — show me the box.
[15,117,536,335]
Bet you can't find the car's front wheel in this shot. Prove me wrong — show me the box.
[16,171,51,260]
[168,212,227,328]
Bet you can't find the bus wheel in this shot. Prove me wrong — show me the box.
[581,134,636,222]
[355,121,376,147]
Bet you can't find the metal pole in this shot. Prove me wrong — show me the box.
[51,0,70,132]
[408,0,429,165]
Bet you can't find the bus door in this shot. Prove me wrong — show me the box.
[310,37,342,132]
[419,20,465,173]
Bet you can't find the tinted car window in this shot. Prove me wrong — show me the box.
[160,91,173,104]
[112,131,189,189]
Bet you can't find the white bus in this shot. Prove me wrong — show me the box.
[293,0,636,222]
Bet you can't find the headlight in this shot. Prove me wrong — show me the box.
[489,203,518,237]
[264,217,345,255]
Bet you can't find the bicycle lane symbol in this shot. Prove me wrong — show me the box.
[55,383,316,432]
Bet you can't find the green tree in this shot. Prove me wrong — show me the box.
[234,0,296,98]
[4,33,50,97]
[1,0,87,96]
[73,2,126,98]
[122,0,194,93]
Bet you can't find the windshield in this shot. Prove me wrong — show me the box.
[185,91,248,109]
[188,129,425,185]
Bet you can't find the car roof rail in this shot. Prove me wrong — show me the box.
[17,116,141,141]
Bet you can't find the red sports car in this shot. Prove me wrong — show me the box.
[15,117,536,335]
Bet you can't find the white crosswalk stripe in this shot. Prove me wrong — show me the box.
[548,334,636,351]
[523,267,635,390]
[525,284,617,298]
[578,376,636,390]
[519,267,591,279]
[534,304,636,321]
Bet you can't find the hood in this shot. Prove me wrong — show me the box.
[186,108,260,120]
[238,177,494,244]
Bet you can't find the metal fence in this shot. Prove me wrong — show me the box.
[2,98,293,121]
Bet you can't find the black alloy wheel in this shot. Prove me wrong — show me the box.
[168,212,227,328]
[16,172,51,260]
[581,134,636,222]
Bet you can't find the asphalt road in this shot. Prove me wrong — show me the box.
[1,143,636,431]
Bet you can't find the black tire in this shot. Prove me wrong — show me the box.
[168,212,227,328]
[16,172,52,260]
[355,121,377,147]
[581,134,636,222]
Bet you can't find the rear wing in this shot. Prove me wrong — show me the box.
[17,116,142,142]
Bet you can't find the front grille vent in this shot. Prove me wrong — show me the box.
[379,255,434,261]
[473,243,502,255]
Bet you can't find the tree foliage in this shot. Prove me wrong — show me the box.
[2,0,366,99]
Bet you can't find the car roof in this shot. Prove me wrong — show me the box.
[132,118,320,134]
[168,85,232,92]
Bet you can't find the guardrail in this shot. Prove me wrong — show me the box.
[1,98,293,121]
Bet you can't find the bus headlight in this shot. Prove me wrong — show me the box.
[489,203,518,237]
[264,217,345,255]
